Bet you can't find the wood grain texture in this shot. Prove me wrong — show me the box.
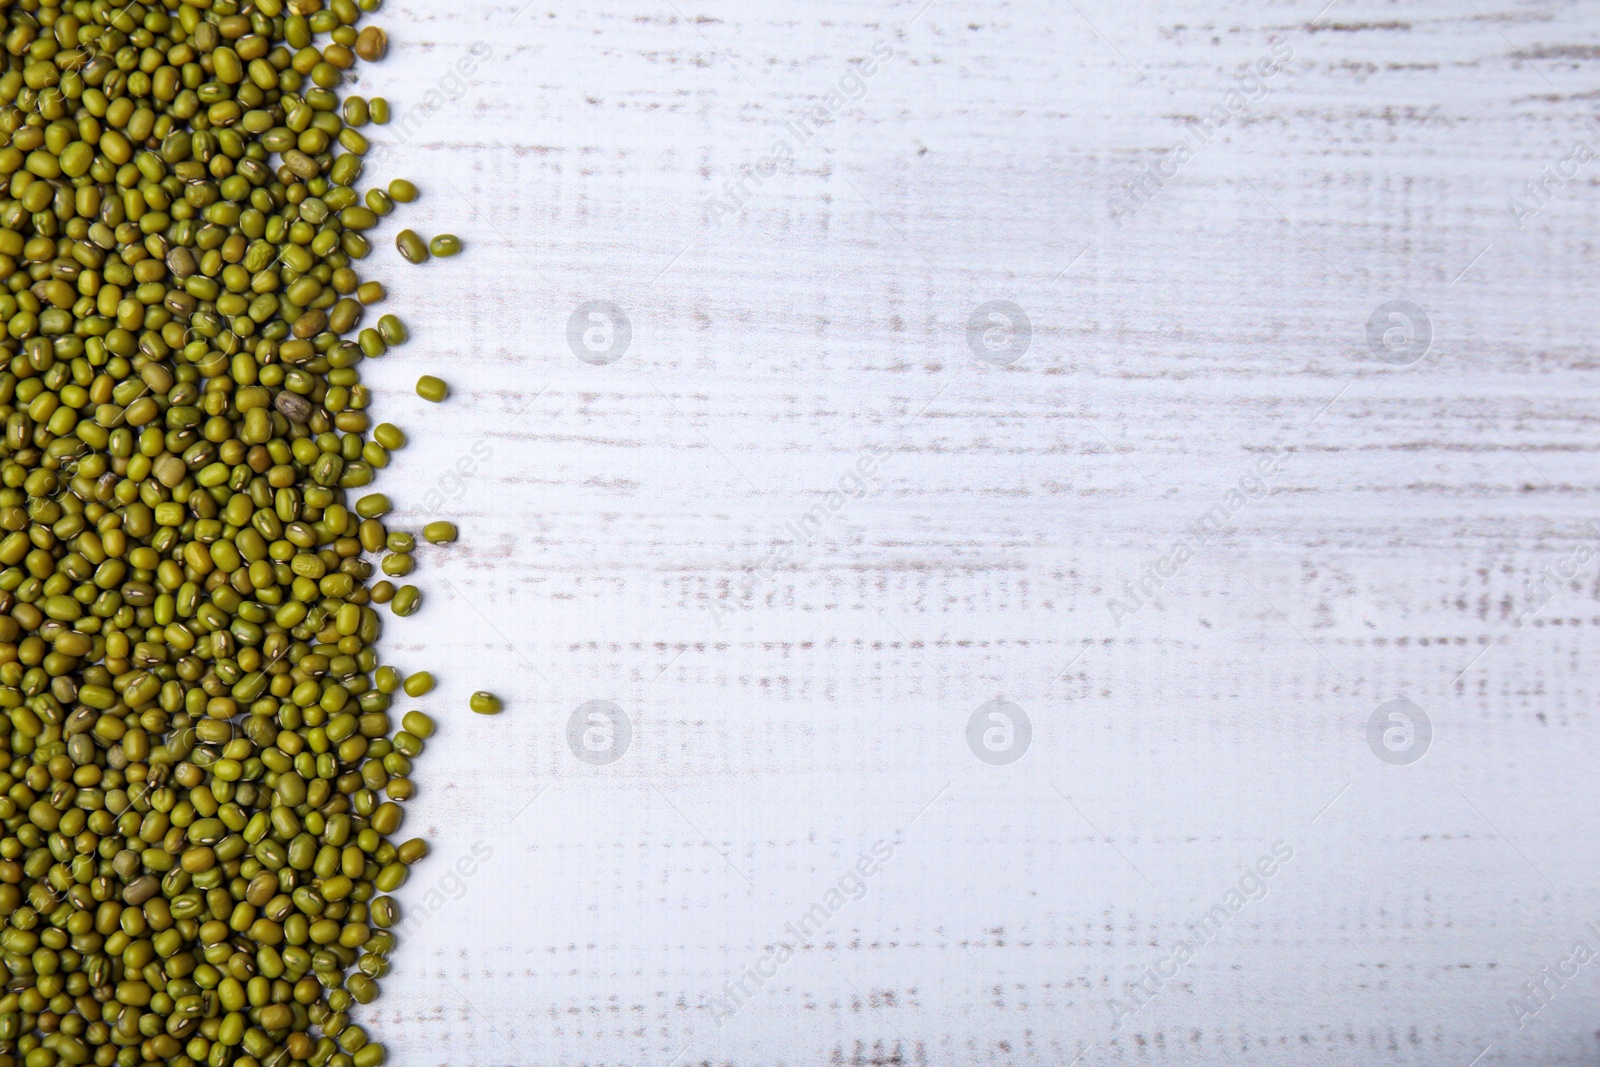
[348,0,1600,1063]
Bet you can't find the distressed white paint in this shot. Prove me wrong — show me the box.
[348,0,1600,1063]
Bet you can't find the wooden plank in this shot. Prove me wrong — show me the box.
[357,0,1600,1062]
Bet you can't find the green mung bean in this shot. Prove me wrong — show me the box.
[374,864,408,892]
[395,229,429,264]
[416,375,449,402]
[397,838,430,864]
[470,691,504,715]
[375,423,408,449]
[392,585,422,616]
[379,314,409,345]
[0,3,463,1063]
[356,27,390,62]
[403,672,436,697]
[425,521,460,544]
[430,234,463,257]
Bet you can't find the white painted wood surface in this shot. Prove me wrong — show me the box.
[347,0,1600,1063]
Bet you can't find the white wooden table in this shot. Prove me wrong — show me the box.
[350,0,1600,1063]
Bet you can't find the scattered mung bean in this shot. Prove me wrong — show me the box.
[470,692,505,715]
[424,521,460,544]
[345,95,371,126]
[396,229,430,264]
[356,27,390,61]
[379,314,409,345]
[375,423,409,449]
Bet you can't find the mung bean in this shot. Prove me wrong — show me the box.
[396,229,429,264]
[392,585,423,616]
[0,3,468,1063]
[425,521,460,544]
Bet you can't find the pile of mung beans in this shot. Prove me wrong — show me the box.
[0,0,471,1065]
